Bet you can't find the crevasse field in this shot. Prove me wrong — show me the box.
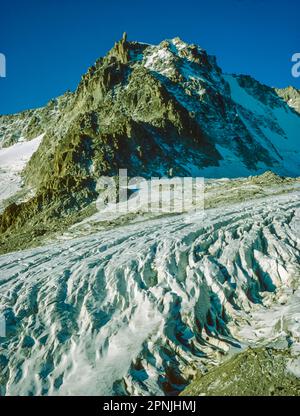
[0,171,299,395]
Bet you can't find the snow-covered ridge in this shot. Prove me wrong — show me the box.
[139,38,300,177]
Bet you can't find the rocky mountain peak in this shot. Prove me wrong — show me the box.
[0,35,299,251]
[108,31,130,64]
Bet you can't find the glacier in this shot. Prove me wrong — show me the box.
[0,187,299,395]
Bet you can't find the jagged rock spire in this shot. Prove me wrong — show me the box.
[108,32,129,64]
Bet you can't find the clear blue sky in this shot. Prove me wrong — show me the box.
[0,0,299,115]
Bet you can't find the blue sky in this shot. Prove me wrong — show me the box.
[0,0,299,114]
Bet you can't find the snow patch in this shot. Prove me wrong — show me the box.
[0,134,44,209]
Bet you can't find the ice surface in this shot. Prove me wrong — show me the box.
[0,189,299,395]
